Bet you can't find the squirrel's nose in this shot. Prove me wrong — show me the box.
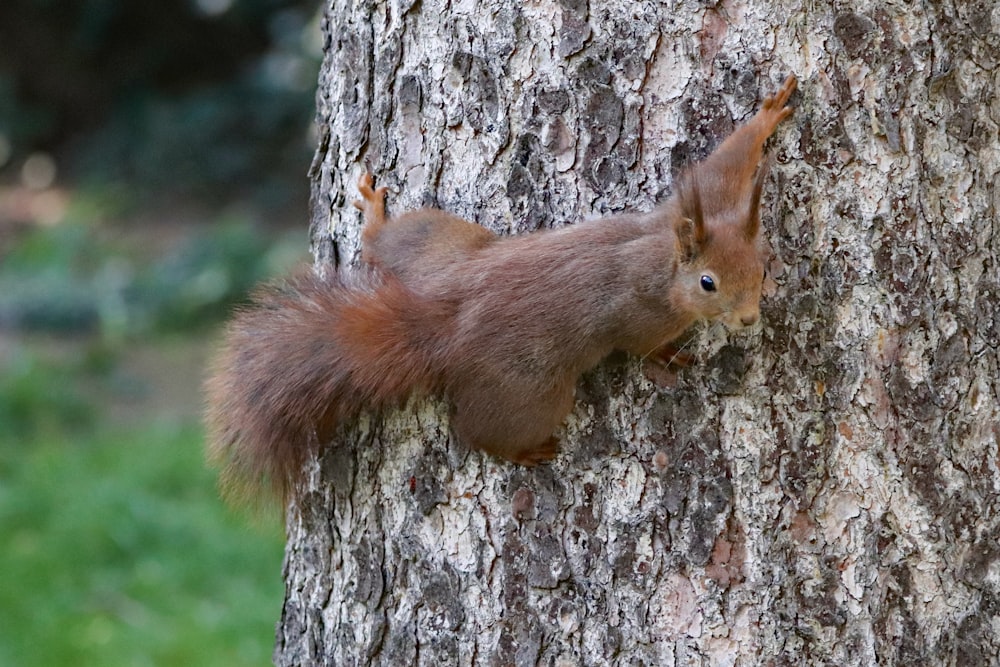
[739,313,759,327]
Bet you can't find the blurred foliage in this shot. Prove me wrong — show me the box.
[0,0,319,207]
[0,3,314,662]
[131,218,300,332]
[0,197,304,339]
[0,421,285,666]
[0,348,96,442]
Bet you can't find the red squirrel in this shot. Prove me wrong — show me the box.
[206,74,797,503]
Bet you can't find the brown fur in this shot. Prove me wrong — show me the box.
[205,75,797,503]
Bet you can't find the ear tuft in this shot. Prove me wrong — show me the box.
[746,153,774,241]
[674,171,707,261]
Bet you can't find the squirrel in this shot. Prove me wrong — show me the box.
[205,74,797,504]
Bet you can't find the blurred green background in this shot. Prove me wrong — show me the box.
[0,0,321,664]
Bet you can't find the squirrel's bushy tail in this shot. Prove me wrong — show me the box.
[205,269,446,505]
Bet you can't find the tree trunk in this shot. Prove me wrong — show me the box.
[276,0,1000,664]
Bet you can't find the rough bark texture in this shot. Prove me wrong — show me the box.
[277,0,1000,664]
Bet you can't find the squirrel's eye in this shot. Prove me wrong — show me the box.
[700,275,716,292]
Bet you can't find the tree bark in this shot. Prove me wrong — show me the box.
[277,0,1000,664]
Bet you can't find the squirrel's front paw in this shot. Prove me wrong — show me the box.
[761,74,797,122]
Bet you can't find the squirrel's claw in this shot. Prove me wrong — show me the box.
[651,343,695,369]
[748,74,797,137]
[762,74,797,116]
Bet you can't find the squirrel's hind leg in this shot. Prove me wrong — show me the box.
[353,171,391,264]
[451,381,574,466]
[509,437,561,466]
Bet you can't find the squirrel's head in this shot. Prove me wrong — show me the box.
[669,164,769,330]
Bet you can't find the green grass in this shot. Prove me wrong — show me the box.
[0,419,285,666]
[0,190,298,666]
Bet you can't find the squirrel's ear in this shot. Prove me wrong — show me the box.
[745,153,773,241]
[674,172,707,261]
